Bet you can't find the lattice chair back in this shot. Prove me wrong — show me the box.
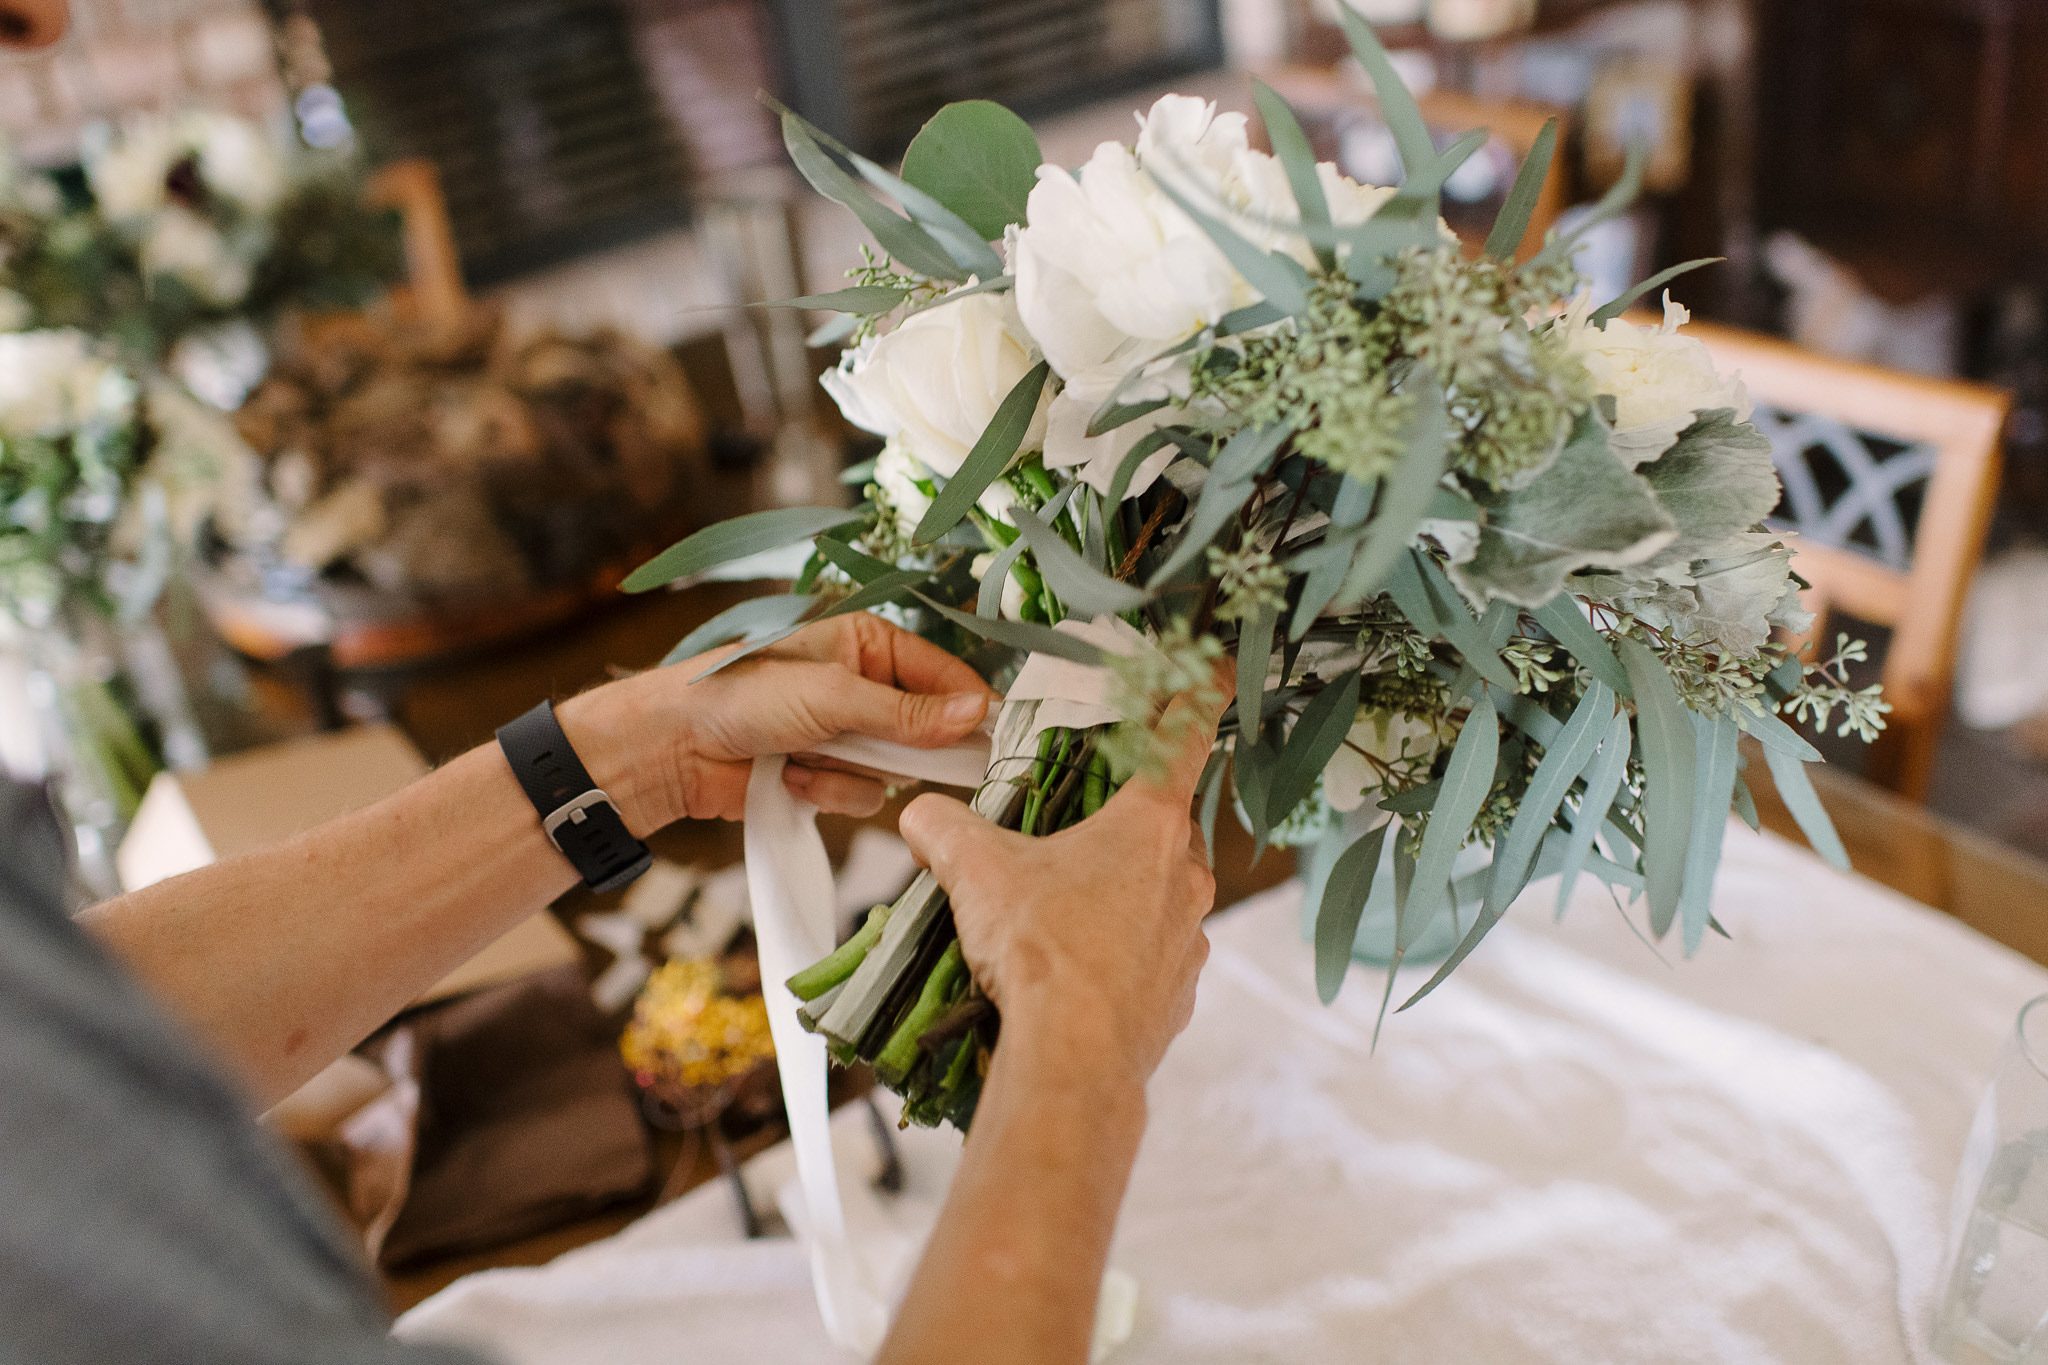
[1685,319,2008,800]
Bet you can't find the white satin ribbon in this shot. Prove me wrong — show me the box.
[746,617,1144,1354]
[745,731,991,1354]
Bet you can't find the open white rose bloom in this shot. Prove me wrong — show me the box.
[623,16,1885,1132]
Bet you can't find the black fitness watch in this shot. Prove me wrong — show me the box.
[496,701,653,894]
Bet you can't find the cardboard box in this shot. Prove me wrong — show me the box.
[118,724,578,1007]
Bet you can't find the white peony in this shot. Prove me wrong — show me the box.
[0,329,136,438]
[821,287,1050,480]
[1012,94,1397,499]
[1561,289,1751,467]
[143,207,253,306]
[1322,708,1439,813]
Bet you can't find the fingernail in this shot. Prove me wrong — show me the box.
[942,693,985,725]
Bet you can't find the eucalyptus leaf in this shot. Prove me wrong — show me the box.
[900,99,1044,241]
[662,593,819,665]
[625,507,863,592]
[1556,708,1633,916]
[815,567,930,619]
[808,313,860,347]
[815,536,896,585]
[902,275,1015,316]
[1484,117,1559,260]
[1268,667,1364,824]
[1532,592,1633,699]
[1148,423,1292,588]
[1761,743,1850,871]
[1731,773,1761,832]
[1253,77,1333,271]
[1400,690,1499,954]
[1528,138,1646,273]
[979,483,1075,618]
[1449,411,1675,607]
[1315,819,1392,1004]
[913,592,1107,666]
[1236,602,1278,737]
[751,285,907,314]
[1150,170,1311,318]
[1402,681,1614,1009]
[1617,636,1696,938]
[1234,727,1281,847]
[1678,711,1739,954]
[1328,370,1449,617]
[913,361,1050,544]
[1590,258,1724,327]
[780,112,966,282]
[1009,500,1149,616]
[1291,524,1364,637]
[1335,7,1435,180]
[1736,705,1823,763]
[1411,550,1518,692]
[1198,751,1228,868]
[1220,300,1289,335]
[1088,397,1170,440]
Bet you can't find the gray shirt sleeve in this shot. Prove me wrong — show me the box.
[0,781,487,1365]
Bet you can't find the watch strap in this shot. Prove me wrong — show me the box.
[496,701,652,894]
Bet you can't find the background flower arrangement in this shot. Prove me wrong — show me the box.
[624,16,1887,1128]
[0,110,403,385]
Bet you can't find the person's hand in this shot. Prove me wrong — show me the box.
[896,683,1224,1094]
[558,613,995,830]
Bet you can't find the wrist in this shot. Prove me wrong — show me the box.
[553,680,682,835]
[998,984,1152,1111]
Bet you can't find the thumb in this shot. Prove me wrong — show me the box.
[1123,658,1232,812]
[898,791,1001,891]
[819,673,990,750]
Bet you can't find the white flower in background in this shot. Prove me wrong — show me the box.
[1560,289,1751,467]
[0,330,135,438]
[1322,708,1439,813]
[83,117,183,218]
[0,288,31,333]
[143,207,253,306]
[83,112,283,221]
[1012,94,1396,498]
[190,113,283,214]
[821,287,1050,480]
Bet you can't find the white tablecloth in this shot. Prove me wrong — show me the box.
[396,825,2048,1364]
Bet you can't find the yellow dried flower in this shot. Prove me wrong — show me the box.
[619,958,775,1091]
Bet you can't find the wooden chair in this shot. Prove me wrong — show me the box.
[1684,319,2009,800]
[363,157,470,332]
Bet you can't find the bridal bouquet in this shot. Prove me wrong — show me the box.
[626,16,1884,1131]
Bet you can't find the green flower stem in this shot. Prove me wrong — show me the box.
[1082,749,1110,818]
[876,939,967,1085]
[786,904,890,1001]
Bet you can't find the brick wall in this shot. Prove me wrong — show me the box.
[0,0,285,167]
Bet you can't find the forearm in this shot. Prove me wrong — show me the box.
[883,1007,1148,1365]
[80,694,660,1107]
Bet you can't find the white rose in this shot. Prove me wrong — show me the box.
[870,437,932,539]
[186,113,283,214]
[144,207,253,306]
[1322,708,1439,813]
[83,116,182,219]
[0,330,135,438]
[820,287,1050,480]
[1561,289,1751,467]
